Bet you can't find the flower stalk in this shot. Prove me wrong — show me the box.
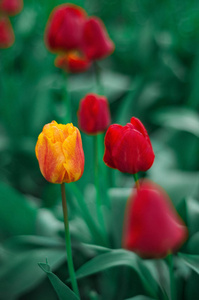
[61,183,80,298]
[93,135,108,246]
[63,71,72,123]
[133,173,140,190]
[168,253,176,300]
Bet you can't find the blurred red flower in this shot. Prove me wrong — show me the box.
[78,93,111,134]
[123,180,188,258]
[81,17,115,60]
[0,15,15,48]
[103,117,155,174]
[54,51,91,73]
[45,4,87,53]
[0,0,23,16]
[44,4,114,73]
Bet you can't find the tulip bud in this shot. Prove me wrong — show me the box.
[123,180,188,258]
[44,4,87,53]
[54,51,91,73]
[103,117,155,174]
[35,121,84,184]
[0,15,15,48]
[78,93,111,135]
[81,17,114,60]
[0,0,23,16]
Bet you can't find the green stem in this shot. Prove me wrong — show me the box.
[133,173,140,190]
[61,183,80,298]
[93,135,108,245]
[68,182,107,246]
[168,253,176,300]
[63,71,71,123]
[93,61,104,95]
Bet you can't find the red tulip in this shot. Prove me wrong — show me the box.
[0,15,15,48]
[0,0,23,16]
[103,117,155,174]
[54,51,91,73]
[78,93,111,134]
[45,4,87,53]
[81,17,114,60]
[123,180,188,258]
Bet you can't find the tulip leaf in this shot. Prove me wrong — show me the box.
[0,182,37,236]
[178,253,199,275]
[125,296,156,300]
[152,107,199,137]
[187,232,199,254]
[39,263,79,300]
[74,249,168,298]
[0,245,66,299]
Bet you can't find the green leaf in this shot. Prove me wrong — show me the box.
[74,249,164,298]
[39,263,79,300]
[0,182,37,236]
[187,232,199,254]
[178,253,199,275]
[125,296,156,300]
[0,246,66,299]
[152,107,199,137]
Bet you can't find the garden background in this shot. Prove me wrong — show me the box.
[0,0,199,299]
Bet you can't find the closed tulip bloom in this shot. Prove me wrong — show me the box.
[82,17,114,60]
[78,93,111,134]
[54,51,91,73]
[103,117,155,174]
[123,180,188,258]
[35,121,84,184]
[45,4,87,53]
[0,15,15,48]
[0,0,23,15]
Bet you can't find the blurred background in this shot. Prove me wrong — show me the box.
[0,0,199,299]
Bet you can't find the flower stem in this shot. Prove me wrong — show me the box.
[63,71,71,123]
[93,135,108,245]
[133,173,140,190]
[61,183,80,298]
[168,253,176,300]
[93,61,104,95]
[68,182,107,246]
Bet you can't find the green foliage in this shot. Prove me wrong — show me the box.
[39,263,79,300]
[0,0,199,299]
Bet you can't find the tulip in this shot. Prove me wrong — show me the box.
[0,15,15,48]
[0,0,23,15]
[35,121,84,184]
[103,117,155,174]
[123,180,188,258]
[78,93,111,134]
[81,17,114,60]
[54,51,91,73]
[45,4,87,53]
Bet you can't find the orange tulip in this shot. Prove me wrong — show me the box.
[35,121,84,184]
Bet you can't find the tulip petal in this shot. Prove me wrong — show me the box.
[35,121,84,184]
[36,134,66,184]
[123,180,188,258]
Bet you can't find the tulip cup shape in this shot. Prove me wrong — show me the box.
[45,4,87,53]
[82,17,115,60]
[55,51,91,73]
[78,93,111,135]
[35,121,84,184]
[123,180,188,258]
[0,15,15,48]
[0,0,23,16]
[103,117,155,174]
